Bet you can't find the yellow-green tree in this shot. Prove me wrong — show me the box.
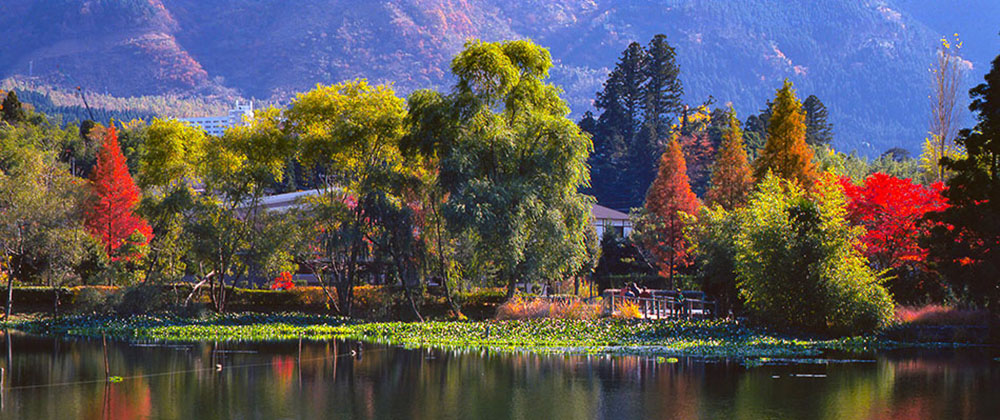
[285,80,408,316]
[753,79,817,188]
[188,108,296,312]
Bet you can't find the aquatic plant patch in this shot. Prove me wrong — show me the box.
[2,315,959,358]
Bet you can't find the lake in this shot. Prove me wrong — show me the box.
[0,331,997,419]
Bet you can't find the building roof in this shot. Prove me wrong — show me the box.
[592,203,629,221]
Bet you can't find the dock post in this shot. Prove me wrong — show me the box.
[102,333,109,381]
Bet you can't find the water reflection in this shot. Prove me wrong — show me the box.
[0,330,997,419]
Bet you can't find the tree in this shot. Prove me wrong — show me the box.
[634,140,701,288]
[137,119,207,284]
[734,174,893,334]
[927,35,967,182]
[84,124,152,285]
[927,50,1000,311]
[706,109,753,210]
[0,148,88,317]
[839,174,948,303]
[754,80,818,188]
[802,95,833,146]
[687,205,740,316]
[286,80,408,315]
[589,35,685,210]
[188,107,295,311]
[405,39,593,297]
[592,42,647,209]
[2,91,25,124]
[592,229,654,291]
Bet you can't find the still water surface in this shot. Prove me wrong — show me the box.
[0,331,997,419]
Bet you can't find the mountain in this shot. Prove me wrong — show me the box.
[1,0,997,155]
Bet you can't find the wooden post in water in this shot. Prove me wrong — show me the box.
[102,333,109,381]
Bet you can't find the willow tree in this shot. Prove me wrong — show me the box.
[285,80,409,316]
[405,39,593,297]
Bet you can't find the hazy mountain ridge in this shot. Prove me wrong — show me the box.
[1,0,997,154]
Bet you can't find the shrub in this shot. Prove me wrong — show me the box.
[614,300,643,319]
[733,174,894,335]
[895,305,990,326]
[111,284,173,315]
[495,296,550,320]
[550,300,601,320]
[71,287,115,314]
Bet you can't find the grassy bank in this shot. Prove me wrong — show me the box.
[0,313,957,358]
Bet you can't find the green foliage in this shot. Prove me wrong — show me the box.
[733,174,894,334]
[802,95,833,147]
[686,205,741,316]
[286,79,410,315]
[405,39,593,295]
[140,118,206,189]
[0,146,91,316]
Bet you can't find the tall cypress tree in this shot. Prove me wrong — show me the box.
[640,140,701,287]
[85,125,153,283]
[706,109,754,210]
[753,80,817,188]
[802,95,833,146]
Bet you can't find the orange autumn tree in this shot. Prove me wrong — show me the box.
[706,108,753,209]
[634,139,701,288]
[753,79,817,188]
[85,124,152,283]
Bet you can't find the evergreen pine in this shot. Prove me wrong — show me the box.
[2,91,25,123]
[802,95,833,146]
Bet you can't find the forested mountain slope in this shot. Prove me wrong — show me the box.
[1,0,996,154]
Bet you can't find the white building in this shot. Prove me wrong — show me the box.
[592,204,632,238]
[178,101,254,137]
[254,189,632,237]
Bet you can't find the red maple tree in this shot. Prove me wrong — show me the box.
[838,173,947,270]
[643,140,702,287]
[84,125,152,262]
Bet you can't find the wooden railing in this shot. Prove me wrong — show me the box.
[603,290,716,320]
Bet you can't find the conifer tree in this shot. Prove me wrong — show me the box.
[753,80,817,188]
[802,95,833,146]
[84,124,152,280]
[706,109,753,209]
[2,91,24,124]
[637,140,701,287]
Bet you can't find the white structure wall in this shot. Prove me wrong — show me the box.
[178,101,254,136]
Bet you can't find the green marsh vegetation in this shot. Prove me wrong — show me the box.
[1,314,957,360]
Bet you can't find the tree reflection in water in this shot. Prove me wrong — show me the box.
[0,331,997,419]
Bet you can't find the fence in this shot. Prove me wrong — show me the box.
[603,289,717,320]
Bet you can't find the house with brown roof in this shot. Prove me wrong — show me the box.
[592,204,632,239]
